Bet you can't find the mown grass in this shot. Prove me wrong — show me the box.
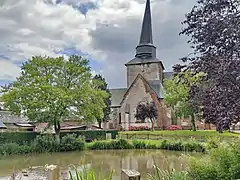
[120,130,240,137]
[119,130,240,142]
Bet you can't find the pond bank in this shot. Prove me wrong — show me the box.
[0,149,200,179]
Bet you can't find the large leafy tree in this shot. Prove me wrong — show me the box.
[164,71,204,131]
[178,0,240,132]
[135,101,158,130]
[93,74,111,128]
[1,55,108,134]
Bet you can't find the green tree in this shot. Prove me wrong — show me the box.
[164,71,204,131]
[93,74,111,128]
[1,55,108,134]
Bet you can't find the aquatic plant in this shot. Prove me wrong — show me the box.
[147,165,188,180]
[69,165,114,180]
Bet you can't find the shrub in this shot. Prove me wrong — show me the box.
[132,140,147,149]
[159,140,205,152]
[60,130,118,141]
[187,142,240,180]
[88,139,133,150]
[0,130,118,145]
[0,143,34,155]
[0,132,38,145]
[32,135,60,153]
[60,134,85,151]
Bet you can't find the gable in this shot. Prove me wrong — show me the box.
[120,74,163,106]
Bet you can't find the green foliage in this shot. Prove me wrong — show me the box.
[69,165,114,180]
[147,165,188,180]
[32,135,59,152]
[0,132,39,145]
[0,134,86,156]
[93,74,111,128]
[87,139,205,152]
[1,55,108,133]
[59,134,85,152]
[187,142,240,180]
[0,143,34,156]
[0,130,118,145]
[60,130,118,141]
[88,139,134,150]
[164,71,205,130]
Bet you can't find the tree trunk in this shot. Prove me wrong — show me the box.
[54,120,61,135]
[190,113,196,131]
[150,119,154,131]
[98,120,102,128]
[171,107,177,125]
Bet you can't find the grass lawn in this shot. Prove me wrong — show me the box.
[119,130,240,140]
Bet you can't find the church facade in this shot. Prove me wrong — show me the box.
[108,0,173,130]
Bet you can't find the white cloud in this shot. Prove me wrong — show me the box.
[0,0,195,88]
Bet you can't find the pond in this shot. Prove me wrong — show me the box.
[0,150,201,180]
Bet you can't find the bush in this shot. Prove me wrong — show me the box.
[60,130,118,141]
[88,139,133,150]
[60,134,85,151]
[0,143,34,155]
[0,132,38,145]
[187,143,240,180]
[159,140,205,152]
[0,130,118,145]
[32,135,60,153]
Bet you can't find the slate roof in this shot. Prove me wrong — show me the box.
[148,80,164,99]
[0,120,7,129]
[163,72,174,80]
[109,88,127,107]
[0,111,28,124]
[125,57,164,69]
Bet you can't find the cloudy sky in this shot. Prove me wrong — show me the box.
[0,0,196,88]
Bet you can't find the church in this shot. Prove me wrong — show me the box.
[108,0,173,130]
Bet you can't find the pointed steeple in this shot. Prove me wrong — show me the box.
[135,0,156,59]
[139,0,153,45]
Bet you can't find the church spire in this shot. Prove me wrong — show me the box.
[135,0,156,59]
[139,0,153,44]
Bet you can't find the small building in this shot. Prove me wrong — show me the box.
[0,110,35,132]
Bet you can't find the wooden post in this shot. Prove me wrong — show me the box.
[121,169,140,180]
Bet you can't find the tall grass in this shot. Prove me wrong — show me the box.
[147,165,188,180]
[69,165,114,180]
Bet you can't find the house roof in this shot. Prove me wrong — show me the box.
[109,88,127,107]
[148,80,164,99]
[163,72,174,80]
[0,121,7,129]
[14,123,35,127]
[125,57,164,70]
[0,111,28,124]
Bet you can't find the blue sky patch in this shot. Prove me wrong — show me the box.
[56,0,97,15]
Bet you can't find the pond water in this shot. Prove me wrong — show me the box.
[0,150,201,179]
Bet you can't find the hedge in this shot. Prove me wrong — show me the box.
[0,130,118,145]
[0,132,39,145]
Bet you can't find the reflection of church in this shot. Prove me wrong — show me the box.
[108,0,173,130]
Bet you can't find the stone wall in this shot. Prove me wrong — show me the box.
[127,62,163,87]
[120,75,170,130]
[120,76,153,129]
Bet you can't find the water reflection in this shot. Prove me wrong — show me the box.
[0,150,201,179]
